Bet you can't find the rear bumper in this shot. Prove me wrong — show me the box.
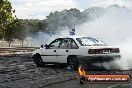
[77,55,121,63]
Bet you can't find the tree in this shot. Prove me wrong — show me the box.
[4,19,18,47]
[83,7,105,21]
[38,20,48,32]
[0,0,16,46]
[14,19,28,47]
[46,8,86,31]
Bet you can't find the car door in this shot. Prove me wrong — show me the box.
[41,38,62,63]
[57,38,78,63]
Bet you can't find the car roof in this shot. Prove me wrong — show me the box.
[57,36,96,39]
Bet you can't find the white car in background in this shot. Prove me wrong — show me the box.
[32,36,121,69]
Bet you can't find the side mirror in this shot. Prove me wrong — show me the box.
[44,44,49,49]
[41,45,44,48]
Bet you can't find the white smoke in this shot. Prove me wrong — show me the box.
[31,32,52,46]
[51,5,132,70]
[32,5,132,70]
[75,6,132,70]
[31,27,70,46]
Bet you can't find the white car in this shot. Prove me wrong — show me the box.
[32,36,121,69]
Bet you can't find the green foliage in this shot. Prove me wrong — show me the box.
[12,19,48,46]
[4,19,19,46]
[17,19,48,34]
[46,8,86,31]
[0,0,105,47]
[0,0,16,46]
[0,0,14,25]
[46,8,104,31]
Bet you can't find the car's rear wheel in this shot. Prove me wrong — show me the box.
[67,56,78,70]
[33,54,45,67]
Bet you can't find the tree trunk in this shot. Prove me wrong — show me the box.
[8,41,11,47]
[22,40,24,47]
[1,40,4,47]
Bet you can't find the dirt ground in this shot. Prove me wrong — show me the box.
[0,54,132,88]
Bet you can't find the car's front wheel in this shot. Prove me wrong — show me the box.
[67,56,78,70]
[33,54,45,67]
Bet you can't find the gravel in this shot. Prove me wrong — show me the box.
[0,54,132,88]
[0,54,76,88]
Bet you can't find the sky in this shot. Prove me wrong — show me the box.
[9,0,132,19]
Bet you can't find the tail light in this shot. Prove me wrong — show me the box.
[88,49,96,54]
[88,48,120,54]
[111,48,120,53]
[88,49,103,54]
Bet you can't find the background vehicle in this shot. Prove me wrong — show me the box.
[32,36,121,69]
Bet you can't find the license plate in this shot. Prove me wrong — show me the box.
[103,50,110,54]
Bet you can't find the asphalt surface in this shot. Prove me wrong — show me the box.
[0,54,132,88]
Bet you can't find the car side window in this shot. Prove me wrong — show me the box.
[59,38,78,49]
[49,39,62,49]
[71,39,78,49]
[59,39,70,49]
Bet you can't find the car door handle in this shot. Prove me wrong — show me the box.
[66,50,69,52]
[54,50,56,52]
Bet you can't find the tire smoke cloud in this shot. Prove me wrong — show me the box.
[75,5,132,70]
[54,5,132,70]
[32,5,132,70]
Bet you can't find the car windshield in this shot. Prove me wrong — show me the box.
[76,37,107,46]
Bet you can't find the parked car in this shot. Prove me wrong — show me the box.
[32,36,121,69]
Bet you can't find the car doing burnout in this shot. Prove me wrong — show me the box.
[32,36,121,69]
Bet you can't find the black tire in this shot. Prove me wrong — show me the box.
[33,54,45,67]
[67,56,78,70]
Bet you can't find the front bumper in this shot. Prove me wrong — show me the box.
[77,55,121,63]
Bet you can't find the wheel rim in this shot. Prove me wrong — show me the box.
[37,56,43,64]
[34,55,43,66]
